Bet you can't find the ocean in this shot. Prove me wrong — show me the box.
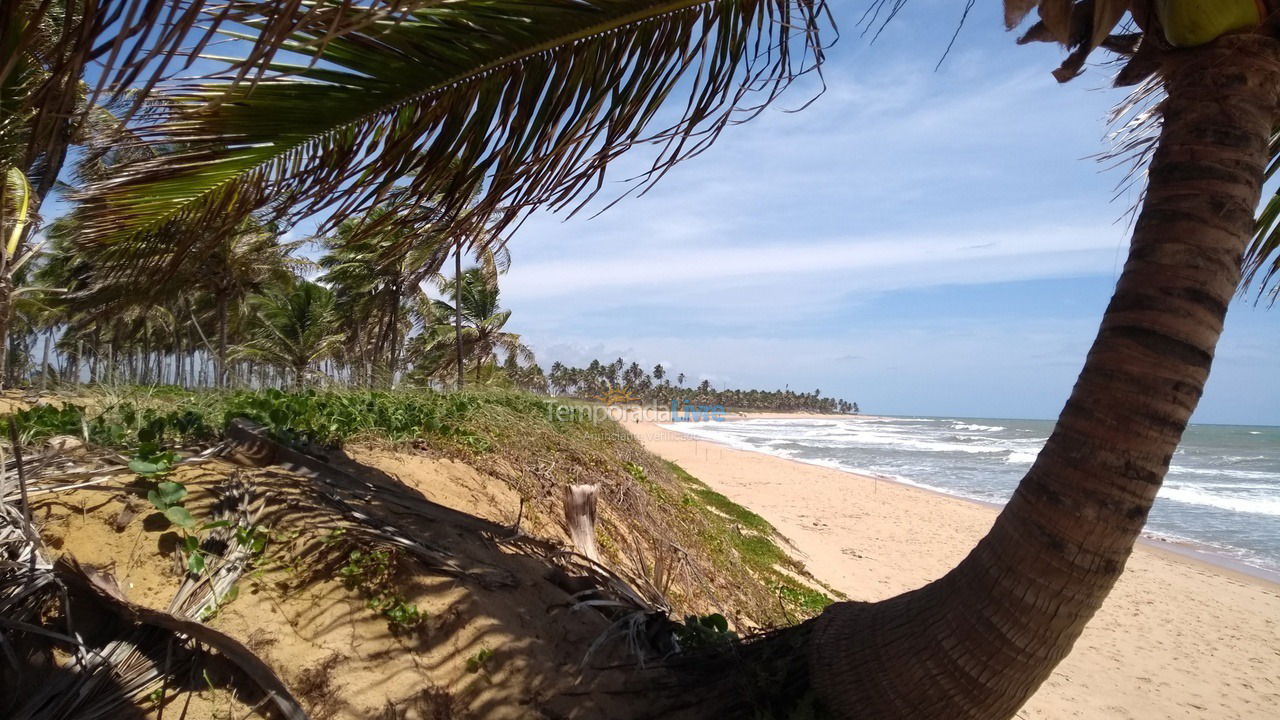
[661,415,1280,577]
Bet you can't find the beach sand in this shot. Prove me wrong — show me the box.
[626,419,1280,719]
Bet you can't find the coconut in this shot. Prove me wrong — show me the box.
[1157,0,1266,47]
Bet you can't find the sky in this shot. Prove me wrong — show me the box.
[486,1,1280,426]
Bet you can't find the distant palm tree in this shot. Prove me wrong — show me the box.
[420,268,533,383]
[233,280,343,388]
[319,207,453,387]
[202,224,310,387]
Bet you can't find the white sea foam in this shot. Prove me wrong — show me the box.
[660,416,1280,571]
[1167,465,1277,482]
[1158,485,1280,516]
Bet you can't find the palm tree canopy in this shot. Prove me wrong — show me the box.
[234,278,343,375]
[414,267,532,377]
[70,0,830,282]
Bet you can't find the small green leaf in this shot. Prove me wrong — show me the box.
[187,551,206,575]
[130,458,163,476]
[153,481,186,504]
[165,506,197,529]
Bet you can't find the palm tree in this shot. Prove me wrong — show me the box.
[17,1,1280,717]
[788,4,1280,719]
[422,268,534,383]
[233,279,343,388]
[201,223,309,387]
[319,207,453,387]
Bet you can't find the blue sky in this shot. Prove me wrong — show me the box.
[493,1,1280,425]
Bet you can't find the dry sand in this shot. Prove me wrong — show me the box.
[626,419,1280,719]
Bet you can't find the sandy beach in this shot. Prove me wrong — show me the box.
[627,418,1280,719]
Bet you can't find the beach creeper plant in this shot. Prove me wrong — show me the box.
[130,420,227,575]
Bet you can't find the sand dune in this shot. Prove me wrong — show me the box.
[627,420,1280,719]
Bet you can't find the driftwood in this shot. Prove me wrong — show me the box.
[563,484,602,563]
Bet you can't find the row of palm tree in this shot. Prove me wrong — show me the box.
[547,358,858,413]
[4,212,540,391]
[3,1,1279,718]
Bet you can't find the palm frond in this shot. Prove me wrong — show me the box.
[4,1,432,184]
[75,0,831,281]
[997,1,1138,82]
[1244,144,1280,303]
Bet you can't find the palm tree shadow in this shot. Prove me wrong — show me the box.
[238,440,659,718]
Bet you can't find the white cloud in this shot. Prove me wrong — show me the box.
[505,224,1127,304]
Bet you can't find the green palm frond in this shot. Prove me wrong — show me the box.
[3,1,430,180]
[1245,163,1280,304]
[74,0,830,280]
[2,166,33,259]
[234,279,343,375]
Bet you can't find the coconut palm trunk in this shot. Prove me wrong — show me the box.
[0,275,11,388]
[216,292,229,388]
[454,238,465,390]
[807,35,1280,719]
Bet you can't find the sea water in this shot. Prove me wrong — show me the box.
[662,416,1280,576]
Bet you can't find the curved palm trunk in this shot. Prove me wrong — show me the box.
[809,36,1280,719]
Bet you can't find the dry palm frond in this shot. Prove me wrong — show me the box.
[0,487,65,679]
[223,417,520,589]
[4,474,305,720]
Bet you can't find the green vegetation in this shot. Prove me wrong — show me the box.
[338,547,426,635]
[674,613,738,650]
[668,462,774,535]
[665,460,837,616]
[9,385,834,623]
[8,387,570,451]
[549,358,858,414]
[465,648,494,674]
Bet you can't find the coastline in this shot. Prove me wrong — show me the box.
[650,411,1280,585]
[627,418,1280,719]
